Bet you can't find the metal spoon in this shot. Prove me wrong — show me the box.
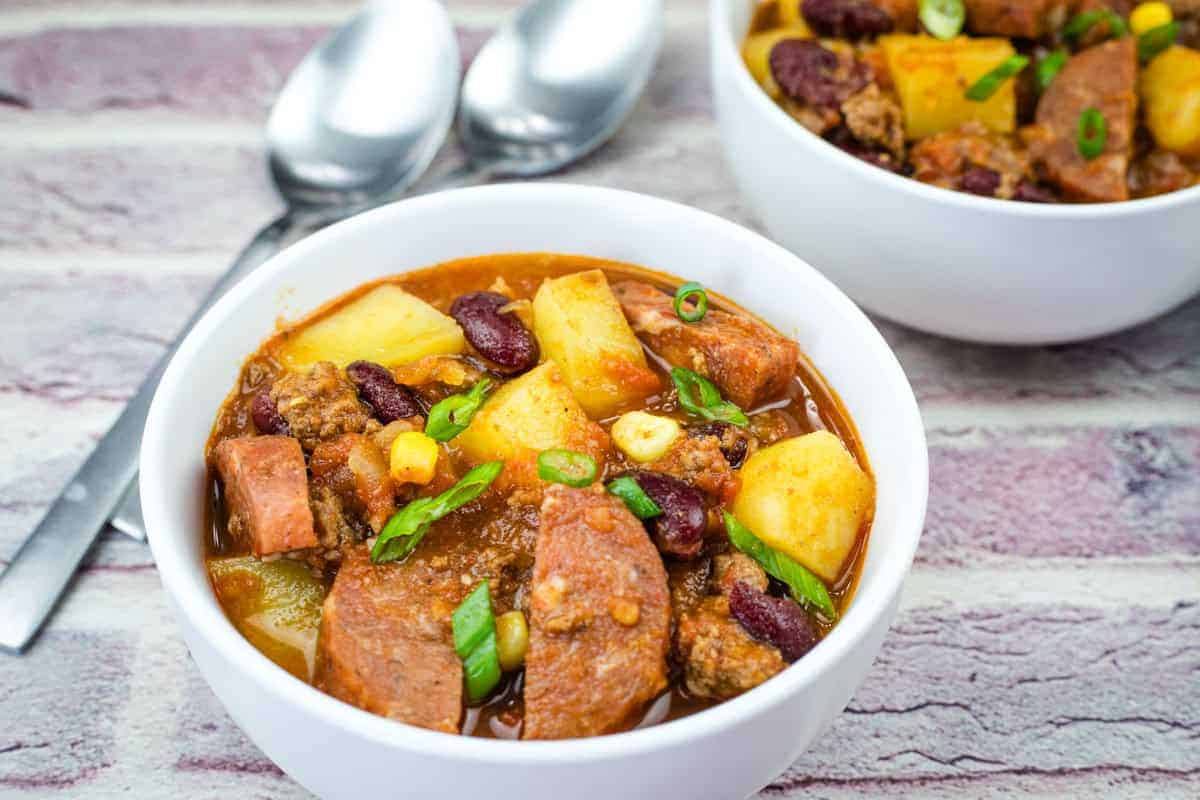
[420,0,664,190]
[0,0,460,654]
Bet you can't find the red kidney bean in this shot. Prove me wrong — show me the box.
[689,422,750,469]
[346,361,422,423]
[632,472,706,559]
[769,39,870,109]
[801,0,893,39]
[250,386,289,436]
[959,166,1001,197]
[449,292,539,374]
[1013,180,1058,203]
[729,581,819,662]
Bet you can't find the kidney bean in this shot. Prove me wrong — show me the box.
[449,292,539,374]
[801,0,893,39]
[728,581,819,662]
[769,39,870,109]
[959,166,1001,197]
[250,386,289,435]
[1013,180,1058,203]
[632,472,706,559]
[689,422,750,469]
[346,361,422,423]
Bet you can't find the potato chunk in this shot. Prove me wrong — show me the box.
[208,556,325,681]
[1141,46,1200,158]
[730,431,873,583]
[532,270,659,419]
[279,284,465,370]
[880,34,1017,139]
[456,362,609,485]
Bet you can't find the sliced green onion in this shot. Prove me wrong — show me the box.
[371,461,503,563]
[425,378,492,442]
[452,581,501,703]
[670,367,749,427]
[606,476,664,519]
[673,282,708,323]
[1138,21,1178,62]
[725,512,837,621]
[1076,107,1107,160]
[964,55,1030,102]
[919,0,965,40]
[1064,9,1127,41]
[537,449,598,487]
[1035,49,1068,93]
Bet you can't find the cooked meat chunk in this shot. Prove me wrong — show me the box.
[647,434,739,505]
[675,596,786,700]
[963,0,1071,37]
[874,0,919,29]
[1129,150,1198,198]
[270,362,378,450]
[612,281,800,410]
[309,434,396,534]
[910,122,1033,199]
[213,436,316,557]
[314,547,463,733]
[523,486,671,739]
[713,552,770,596]
[841,84,906,161]
[1027,38,1137,203]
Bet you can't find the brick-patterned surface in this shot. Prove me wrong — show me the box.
[0,2,1196,798]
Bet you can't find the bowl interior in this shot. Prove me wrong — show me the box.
[142,183,927,759]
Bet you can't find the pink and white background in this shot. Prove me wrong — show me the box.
[0,0,1196,797]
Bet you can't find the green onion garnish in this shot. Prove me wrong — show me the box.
[1076,107,1107,160]
[537,449,598,488]
[1138,21,1178,62]
[606,476,664,519]
[918,0,965,40]
[425,378,492,442]
[964,55,1030,102]
[371,461,503,563]
[452,581,501,703]
[670,366,749,427]
[673,282,708,323]
[1035,50,1067,93]
[1063,9,1127,41]
[725,511,836,621]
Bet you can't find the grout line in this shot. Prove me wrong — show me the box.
[0,117,266,148]
[922,398,1200,431]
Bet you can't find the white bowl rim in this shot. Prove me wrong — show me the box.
[710,0,1200,218]
[142,182,928,765]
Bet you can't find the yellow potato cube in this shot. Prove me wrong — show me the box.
[532,270,659,419]
[742,26,813,88]
[279,284,465,370]
[1141,46,1200,157]
[388,431,440,485]
[880,34,1018,139]
[456,362,609,478]
[731,431,873,583]
[1130,2,1172,35]
[611,411,682,463]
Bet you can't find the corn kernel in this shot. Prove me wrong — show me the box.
[1130,2,1173,35]
[495,610,528,671]
[611,411,682,463]
[388,431,439,485]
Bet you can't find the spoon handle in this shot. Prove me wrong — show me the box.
[416,160,501,195]
[0,212,296,654]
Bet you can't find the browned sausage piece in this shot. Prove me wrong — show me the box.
[611,281,799,410]
[1028,38,1137,203]
[523,486,670,740]
[963,0,1071,37]
[212,435,316,556]
[314,547,463,733]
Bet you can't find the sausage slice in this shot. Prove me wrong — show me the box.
[212,435,316,556]
[612,281,799,410]
[523,486,670,739]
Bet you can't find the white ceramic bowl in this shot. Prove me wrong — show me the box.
[711,0,1200,345]
[142,184,927,800]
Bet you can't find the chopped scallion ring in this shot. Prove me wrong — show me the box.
[1063,9,1127,40]
[425,378,492,442]
[606,476,664,519]
[1137,21,1178,62]
[452,581,502,703]
[673,282,708,323]
[537,449,598,488]
[670,366,749,427]
[1076,107,1107,160]
[919,0,965,40]
[964,55,1030,102]
[1035,50,1068,93]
